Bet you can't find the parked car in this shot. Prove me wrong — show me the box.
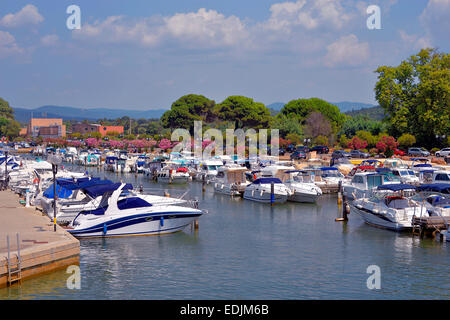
[408,147,430,157]
[435,148,450,157]
[331,150,351,158]
[350,150,370,158]
[290,151,307,160]
[393,149,406,156]
[286,144,296,153]
[267,146,285,156]
[310,145,329,154]
[296,145,310,153]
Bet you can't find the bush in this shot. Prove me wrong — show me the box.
[431,147,440,155]
[397,133,416,147]
[315,135,328,146]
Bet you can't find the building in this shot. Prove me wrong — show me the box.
[72,123,124,137]
[27,118,66,138]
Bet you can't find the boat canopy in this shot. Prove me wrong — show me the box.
[417,183,450,194]
[284,170,308,174]
[321,167,338,171]
[376,168,391,173]
[413,164,432,168]
[252,177,283,184]
[57,177,113,191]
[83,183,133,198]
[377,184,417,191]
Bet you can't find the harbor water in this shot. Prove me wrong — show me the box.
[1,165,449,300]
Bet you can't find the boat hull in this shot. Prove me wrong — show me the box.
[68,212,202,238]
[350,204,412,231]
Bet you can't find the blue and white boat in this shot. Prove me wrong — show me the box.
[67,182,203,237]
[243,177,291,203]
[350,184,426,231]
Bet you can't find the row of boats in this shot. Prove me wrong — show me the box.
[4,148,450,239]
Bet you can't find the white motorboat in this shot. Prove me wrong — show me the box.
[282,170,323,203]
[213,165,250,196]
[67,183,203,238]
[343,172,400,201]
[156,165,190,184]
[350,184,426,231]
[390,168,420,185]
[416,183,450,218]
[243,177,291,204]
[195,159,223,182]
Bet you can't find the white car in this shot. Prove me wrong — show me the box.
[435,148,450,157]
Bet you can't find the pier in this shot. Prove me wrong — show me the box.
[412,215,450,240]
[0,191,80,288]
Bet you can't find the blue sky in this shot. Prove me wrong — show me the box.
[0,0,448,110]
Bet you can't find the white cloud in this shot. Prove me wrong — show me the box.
[419,0,450,45]
[398,30,432,50]
[0,31,24,58]
[73,9,248,49]
[40,34,59,46]
[164,8,248,48]
[324,34,369,67]
[266,0,353,32]
[0,4,44,28]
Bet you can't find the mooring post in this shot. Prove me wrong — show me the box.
[202,174,206,193]
[270,182,275,206]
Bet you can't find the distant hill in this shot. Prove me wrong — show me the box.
[266,101,377,114]
[331,101,377,113]
[344,105,386,120]
[13,105,167,124]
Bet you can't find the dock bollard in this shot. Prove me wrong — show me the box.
[25,189,31,207]
[270,182,275,206]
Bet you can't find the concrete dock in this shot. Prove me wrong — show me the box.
[0,191,80,288]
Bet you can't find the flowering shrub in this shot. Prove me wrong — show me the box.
[376,136,398,157]
[347,137,368,150]
[85,138,100,148]
[158,138,171,150]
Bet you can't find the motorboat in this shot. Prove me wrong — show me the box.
[282,170,323,203]
[431,170,450,184]
[67,183,203,237]
[156,164,190,184]
[343,172,400,201]
[350,184,426,231]
[415,183,450,218]
[259,165,322,203]
[243,177,291,204]
[382,158,409,169]
[195,159,224,182]
[390,168,420,185]
[213,165,250,196]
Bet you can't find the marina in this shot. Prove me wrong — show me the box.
[0,148,449,299]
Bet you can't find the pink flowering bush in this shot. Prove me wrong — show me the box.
[376,136,398,157]
[159,138,171,150]
[347,137,368,150]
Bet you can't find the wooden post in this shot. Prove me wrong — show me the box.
[202,174,206,192]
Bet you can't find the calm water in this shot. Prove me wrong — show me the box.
[1,165,449,300]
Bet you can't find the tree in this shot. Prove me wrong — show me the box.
[375,48,450,146]
[161,94,216,132]
[304,112,332,139]
[376,136,399,157]
[0,98,14,120]
[271,113,303,138]
[217,96,272,129]
[280,98,346,135]
[397,133,416,148]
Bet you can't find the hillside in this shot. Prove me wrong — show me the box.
[13,105,167,124]
[344,105,386,120]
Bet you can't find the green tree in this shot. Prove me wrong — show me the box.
[397,133,416,148]
[161,94,216,132]
[0,98,14,120]
[216,96,272,129]
[375,48,450,146]
[280,98,346,135]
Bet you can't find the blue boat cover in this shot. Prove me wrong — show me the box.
[413,164,432,168]
[377,184,417,191]
[321,167,338,171]
[43,182,73,199]
[252,178,283,184]
[79,197,152,216]
[376,168,392,173]
[83,183,133,198]
[417,183,450,194]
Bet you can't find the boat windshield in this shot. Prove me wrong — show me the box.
[207,165,218,170]
[322,171,343,178]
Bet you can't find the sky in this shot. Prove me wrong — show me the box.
[0,0,448,110]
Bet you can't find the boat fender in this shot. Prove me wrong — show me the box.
[160,216,164,226]
[103,223,107,235]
